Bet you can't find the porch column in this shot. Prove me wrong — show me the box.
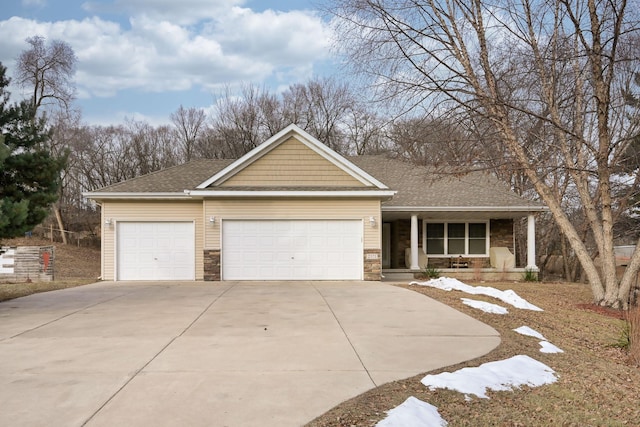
[526,214,539,271]
[410,214,420,270]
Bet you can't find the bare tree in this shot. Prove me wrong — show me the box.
[388,116,478,168]
[16,36,76,243]
[47,110,82,243]
[16,35,76,114]
[282,77,353,153]
[71,121,170,195]
[331,0,640,308]
[170,105,206,162]
[208,84,287,157]
[343,106,389,155]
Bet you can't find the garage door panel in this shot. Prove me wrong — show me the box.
[222,220,362,280]
[117,222,195,281]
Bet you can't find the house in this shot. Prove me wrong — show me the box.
[84,124,546,282]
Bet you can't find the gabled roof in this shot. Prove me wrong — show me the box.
[195,124,388,189]
[83,124,545,214]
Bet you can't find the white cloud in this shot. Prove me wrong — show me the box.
[82,0,246,26]
[0,5,331,101]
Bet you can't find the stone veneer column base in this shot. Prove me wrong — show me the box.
[364,249,382,281]
[203,249,221,281]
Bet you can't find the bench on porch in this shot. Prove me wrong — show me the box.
[449,256,469,268]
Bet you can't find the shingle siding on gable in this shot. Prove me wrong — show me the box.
[220,137,365,187]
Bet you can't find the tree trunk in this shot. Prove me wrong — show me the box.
[618,238,640,309]
[53,204,67,245]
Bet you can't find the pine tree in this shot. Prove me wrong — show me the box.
[0,62,66,239]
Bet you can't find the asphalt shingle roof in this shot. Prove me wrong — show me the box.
[349,155,542,208]
[90,155,543,209]
[94,159,234,193]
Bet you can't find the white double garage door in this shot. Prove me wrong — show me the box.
[117,220,363,281]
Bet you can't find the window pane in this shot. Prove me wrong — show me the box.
[469,238,486,254]
[448,239,465,254]
[426,239,444,254]
[448,223,465,238]
[426,223,444,238]
[426,223,445,254]
[469,223,486,238]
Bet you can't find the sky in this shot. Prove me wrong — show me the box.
[0,0,338,126]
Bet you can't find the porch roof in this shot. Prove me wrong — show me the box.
[349,156,546,217]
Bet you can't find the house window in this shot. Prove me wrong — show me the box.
[423,222,489,256]
[425,223,445,254]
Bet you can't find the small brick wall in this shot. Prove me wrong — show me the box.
[203,249,221,281]
[0,246,55,282]
[364,249,382,281]
[490,219,514,252]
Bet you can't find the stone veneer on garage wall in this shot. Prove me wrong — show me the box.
[203,250,221,281]
[364,249,382,281]
[203,249,382,281]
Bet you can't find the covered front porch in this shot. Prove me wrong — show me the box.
[380,208,543,282]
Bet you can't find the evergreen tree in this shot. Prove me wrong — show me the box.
[0,62,66,239]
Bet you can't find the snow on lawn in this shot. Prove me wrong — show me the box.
[514,326,564,353]
[539,341,564,354]
[513,326,546,340]
[461,298,508,314]
[411,277,543,311]
[421,355,557,399]
[376,396,448,427]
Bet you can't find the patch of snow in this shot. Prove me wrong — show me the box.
[376,396,448,427]
[410,277,543,311]
[514,327,564,353]
[461,298,508,314]
[513,326,546,340]
[421,355,557,399]
[539,341,564,353]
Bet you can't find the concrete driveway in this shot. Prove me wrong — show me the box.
[0,281,499,426]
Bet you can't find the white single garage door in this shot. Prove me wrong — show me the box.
[117,222,195,280]
[222,220,363,280]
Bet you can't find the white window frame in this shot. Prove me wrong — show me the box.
[422,221,490,257]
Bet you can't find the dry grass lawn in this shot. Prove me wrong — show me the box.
[308,281,640,426]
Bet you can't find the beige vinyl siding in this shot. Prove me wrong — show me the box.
[204,198,381,250]
[220,137,365,187]
[101,201,204,280]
